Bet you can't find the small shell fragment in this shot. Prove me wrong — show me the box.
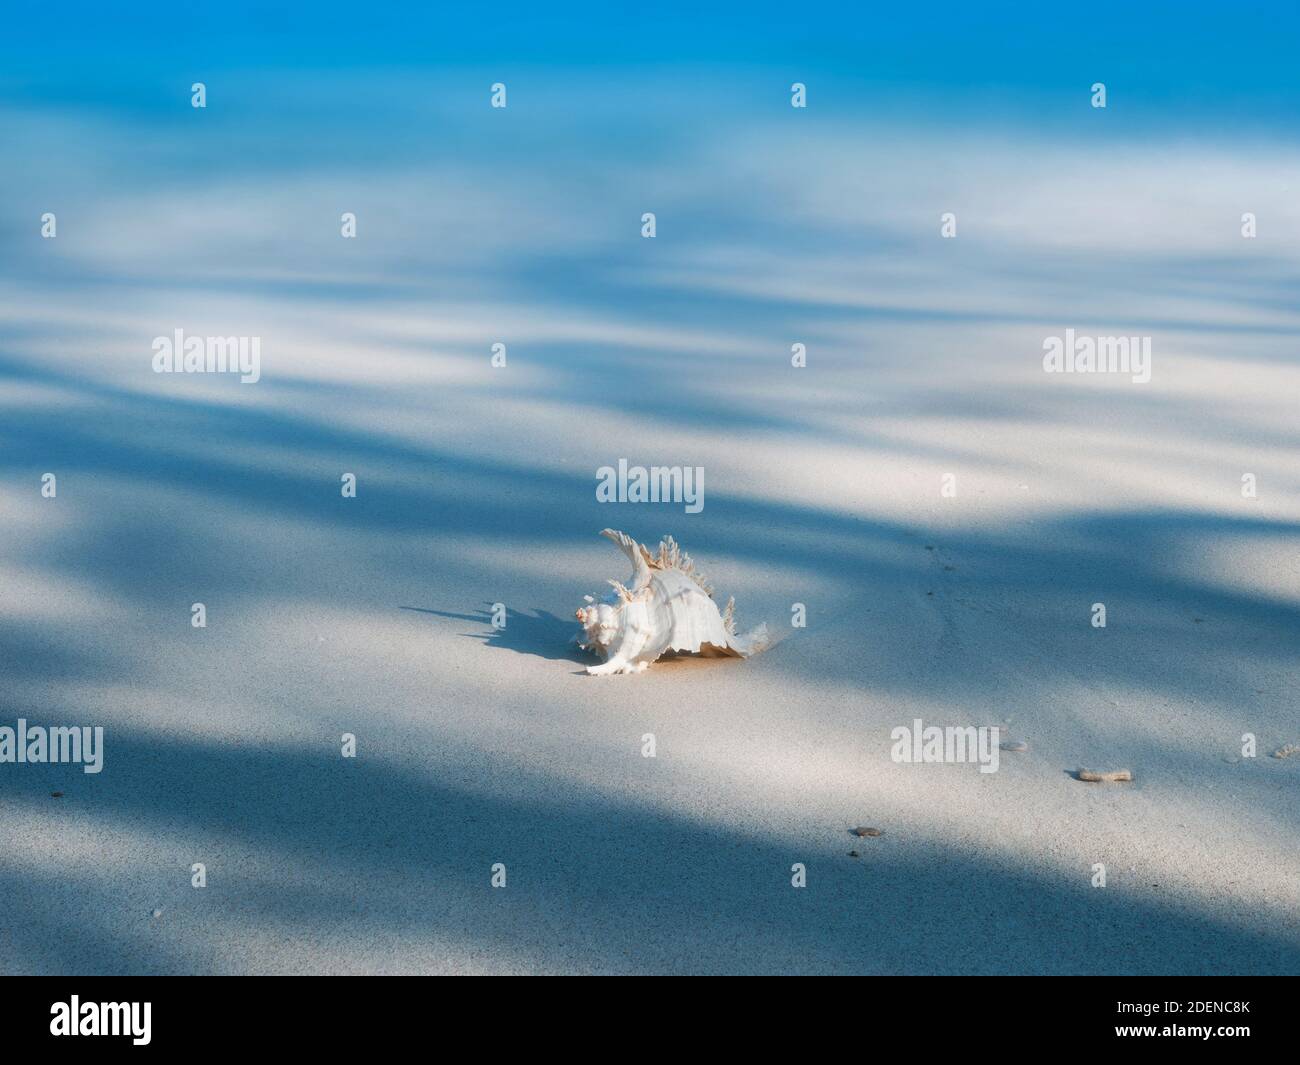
[1076,768,1133,782]
[1272,743,1300,759]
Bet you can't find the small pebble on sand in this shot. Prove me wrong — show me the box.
[851,826,883,838]
[1000,740,1028,752]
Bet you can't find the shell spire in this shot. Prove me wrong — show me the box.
[649,534,713,597]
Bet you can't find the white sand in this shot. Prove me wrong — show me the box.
[2,115,1298,974]
[2,299,1297,974]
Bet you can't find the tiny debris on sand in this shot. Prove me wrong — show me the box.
[851,826,883,837]
[1076,768,1133,783]
[1271,743,1300,759]
[1000,739,1028,752]
[848,850,860,858]
[50,791,64,798]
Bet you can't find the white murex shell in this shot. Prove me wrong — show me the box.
[575,529,770,675]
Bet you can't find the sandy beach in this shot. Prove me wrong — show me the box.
[2,68,1299,974]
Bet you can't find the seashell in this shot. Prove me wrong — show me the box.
[1075,768,1133,782]
[575,529,770,676]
